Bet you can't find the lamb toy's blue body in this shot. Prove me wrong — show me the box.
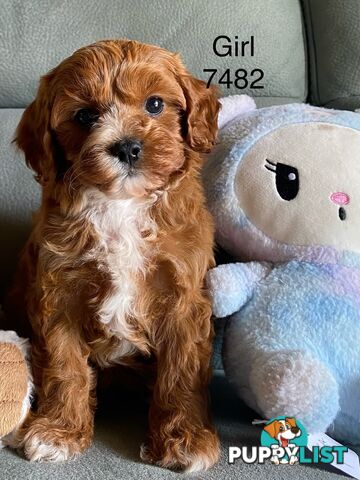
[204,97,360,444]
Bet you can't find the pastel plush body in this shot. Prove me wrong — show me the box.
[204,96,360,444]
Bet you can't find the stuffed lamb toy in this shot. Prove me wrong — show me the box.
[204,95,360,444]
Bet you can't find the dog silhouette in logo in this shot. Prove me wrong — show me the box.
[264,417,301,464]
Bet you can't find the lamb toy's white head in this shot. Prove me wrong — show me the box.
[203,96,360,265]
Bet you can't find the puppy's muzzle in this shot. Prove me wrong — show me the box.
[110,139,142,166]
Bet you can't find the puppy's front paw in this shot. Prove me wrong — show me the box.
[24,434,73,462]
[20,417,92,463]
[141,428,220,472]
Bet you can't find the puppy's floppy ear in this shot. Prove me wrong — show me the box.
[177,69,220,153]
[264,421,278,438]
[15,75,56,185]
[286,417,297,428]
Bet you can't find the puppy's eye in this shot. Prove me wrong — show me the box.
[265,159,299,201]
[74,108,99,127]
[279,426,284,432]
[145,96,164,115]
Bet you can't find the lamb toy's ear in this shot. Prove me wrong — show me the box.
[218,94,257,129]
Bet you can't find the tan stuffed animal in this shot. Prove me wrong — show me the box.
[0,331,33,448]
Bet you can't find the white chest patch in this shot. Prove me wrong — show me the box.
[85,192,157,364]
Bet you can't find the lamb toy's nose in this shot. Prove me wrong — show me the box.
[330,192,350,206]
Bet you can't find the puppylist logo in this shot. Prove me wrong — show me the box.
[229,416,348,466]
[261,417,307,465]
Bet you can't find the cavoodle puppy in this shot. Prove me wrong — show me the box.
[8,39,220,471]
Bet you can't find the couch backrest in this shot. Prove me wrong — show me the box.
[302,0,360,110]
[0,0,307,108]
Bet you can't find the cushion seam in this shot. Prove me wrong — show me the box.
[301,0,321,105]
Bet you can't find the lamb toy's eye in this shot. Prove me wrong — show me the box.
[265,159,300,201]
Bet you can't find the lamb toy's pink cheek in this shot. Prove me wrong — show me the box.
[330,192,350,206]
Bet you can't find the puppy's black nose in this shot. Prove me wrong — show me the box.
[291,427,299,434]
[110,139,142,165]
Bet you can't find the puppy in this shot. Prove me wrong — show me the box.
[8,39,220,471]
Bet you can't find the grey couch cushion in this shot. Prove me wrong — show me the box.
[0,372,349,480]
[303,0,360,109]
[0,0,306,107]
